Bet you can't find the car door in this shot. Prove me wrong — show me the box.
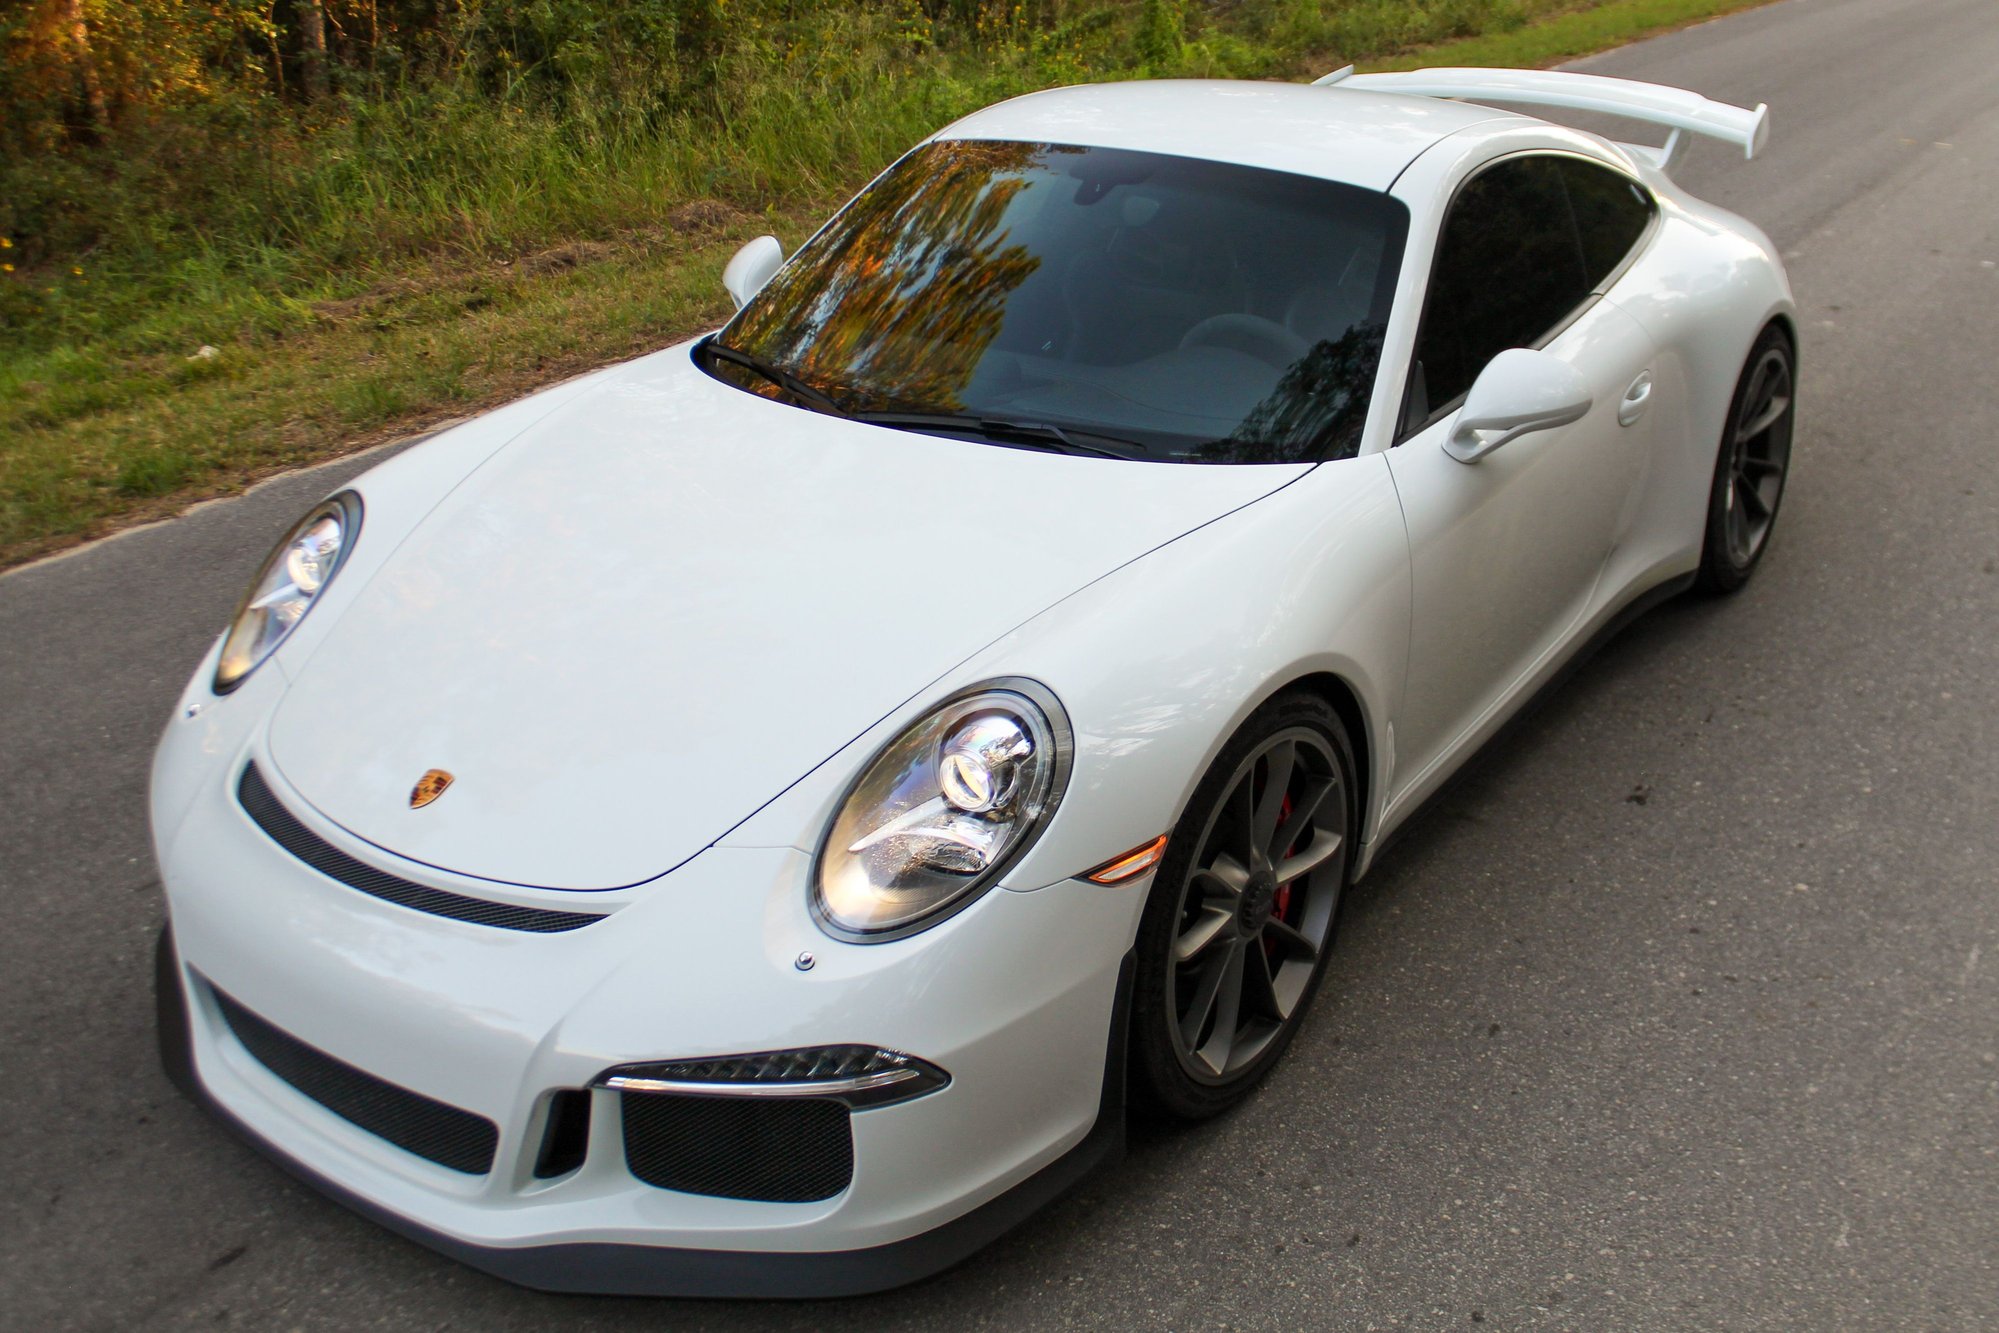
[1384,153,1660,800]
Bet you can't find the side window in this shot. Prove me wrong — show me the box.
[1404,157,1592,431]
[1557,157,1657,289]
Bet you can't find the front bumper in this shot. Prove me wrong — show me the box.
[158,926,1130,1297]
[151,740,1138,1297]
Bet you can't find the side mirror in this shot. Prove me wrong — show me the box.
[1445,348,1593,463]
[722,235,784,309]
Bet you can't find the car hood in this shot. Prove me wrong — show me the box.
[266,345,1306,890]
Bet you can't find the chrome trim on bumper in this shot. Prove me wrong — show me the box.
[600,1068,920,1099]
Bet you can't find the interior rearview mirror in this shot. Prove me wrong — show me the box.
[1445,348,1594,463]
[722,235,785,309]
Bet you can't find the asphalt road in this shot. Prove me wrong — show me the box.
[4,0,1996,1326]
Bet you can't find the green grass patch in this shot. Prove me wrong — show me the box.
[0,215,781,564]
[1365,0,1775,70]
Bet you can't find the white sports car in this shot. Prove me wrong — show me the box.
[153,68,1795,1296]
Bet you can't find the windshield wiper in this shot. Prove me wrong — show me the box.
[698,338,850,418]
[694,352,1142,458]
[848,411,1142,460]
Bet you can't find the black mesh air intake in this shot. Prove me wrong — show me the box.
[237,763,605,933]
[209,983,499,1174]
[621,1092,853,1202]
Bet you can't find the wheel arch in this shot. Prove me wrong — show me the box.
[1275,670,1375,854]
[1766,309,1799,356]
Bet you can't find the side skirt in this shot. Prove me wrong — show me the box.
[1358,570,1697,873]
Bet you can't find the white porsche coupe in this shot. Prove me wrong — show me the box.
[153,67,1796,1296]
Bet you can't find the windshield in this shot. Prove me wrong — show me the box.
[706,140,1409,464]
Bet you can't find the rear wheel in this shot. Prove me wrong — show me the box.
[1696,324,1796,594]
[1129,692,1355,1121]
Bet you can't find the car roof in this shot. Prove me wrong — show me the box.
[931,79,1528,193]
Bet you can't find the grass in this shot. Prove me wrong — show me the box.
[0,0,1774,571]
[1366,0,1775,70]
[0,213,788,561]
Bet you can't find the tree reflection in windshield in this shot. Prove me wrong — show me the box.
[1202,322,1386,464]
[711,139,1409,465]
[727,141,1067,413]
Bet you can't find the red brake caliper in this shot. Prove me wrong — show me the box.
[1266,793,1296,960]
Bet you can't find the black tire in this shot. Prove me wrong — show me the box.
[1129,691,1357,1121]
[1695,324,1797,594]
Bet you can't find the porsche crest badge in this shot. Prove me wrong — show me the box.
[409,768,454,809]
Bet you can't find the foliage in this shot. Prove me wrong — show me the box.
[0,1,274,151]
[1136,0,1188,67]
[0,0,1773,563]
[0,0,1620,336]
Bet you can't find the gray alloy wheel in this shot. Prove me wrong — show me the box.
[1698,325,1796,593]
[1130,692,1355,1121]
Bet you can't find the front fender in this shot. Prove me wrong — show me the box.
[720,452,1411,913]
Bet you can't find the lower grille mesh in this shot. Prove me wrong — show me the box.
[210,983,499,1174]
[621,1092,853,1202]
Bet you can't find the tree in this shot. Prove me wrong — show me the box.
[297,0,328,102]
[59,0,109,137]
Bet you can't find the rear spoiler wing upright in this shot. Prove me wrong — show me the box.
[1315,66,1768,174]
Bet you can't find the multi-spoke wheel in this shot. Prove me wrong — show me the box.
[1697,324,1796,594]
[1129,692,1355,1120]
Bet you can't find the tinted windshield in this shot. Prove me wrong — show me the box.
[709,140,1409,464]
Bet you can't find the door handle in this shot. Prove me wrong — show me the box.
[1618,372,1654,427]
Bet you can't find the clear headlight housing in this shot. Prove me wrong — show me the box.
[814,681,1072,941]
[213,493,360,694]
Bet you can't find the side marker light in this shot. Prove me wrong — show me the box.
[1084,834,1169,885]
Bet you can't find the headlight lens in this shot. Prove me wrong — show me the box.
[814,682,1072,941]
[213,494,360,693]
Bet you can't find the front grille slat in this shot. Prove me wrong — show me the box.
[237,764,604,933]
[621,1092,854,1203]
[210,984,499,1174]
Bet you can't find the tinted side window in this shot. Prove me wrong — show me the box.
[1408,157,1592,423]
[1558,157,1656,289]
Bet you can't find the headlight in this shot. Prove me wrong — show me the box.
[213,493,360,694]
[814,680,1072,941]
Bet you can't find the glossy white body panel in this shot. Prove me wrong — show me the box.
[724,452,1412,895]
[152,73,1795,1275]
[159,736,1131,1252]
[933,79,1520,192]
[264,345,1303,890]
[1386,298,1658,800]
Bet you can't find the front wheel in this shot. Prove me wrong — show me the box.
[1129,692,1356,1121]
[1696,324,1797,594]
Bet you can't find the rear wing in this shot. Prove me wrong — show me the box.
[1315,66,1768,174]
